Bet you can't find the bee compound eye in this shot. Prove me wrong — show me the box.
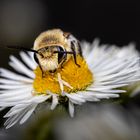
[57,46,66,64]
[34,53,39,64]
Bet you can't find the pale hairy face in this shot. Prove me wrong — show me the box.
[38,55,58,72]
[36,45,68,72]
[36,46,58,72]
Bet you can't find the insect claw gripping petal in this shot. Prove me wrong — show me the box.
[57,73,73,95]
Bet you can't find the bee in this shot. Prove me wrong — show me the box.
[7,29,82,76]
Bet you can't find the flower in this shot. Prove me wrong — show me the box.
[0,39,140,128]
[113,43,140,97]
[83,40,140,97]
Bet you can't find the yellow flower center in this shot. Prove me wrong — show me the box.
[33,55,93,95]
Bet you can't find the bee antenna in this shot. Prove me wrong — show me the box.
[6,45,38,54]
[54,51,74,54]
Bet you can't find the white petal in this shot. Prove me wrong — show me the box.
[51,95,58,110]
[5,115,20,129]
[0,84,31,90]
[0,87,32,97]
[94,93,119,99]
[20,104,37,124]
[9,55,35,78]
[66,93,85,105]
[87,84,128,90]
[20,51,37,70]
[4,95,51,127]
[0,94,32,102]
[4,106,26,118]
[0,78,24,85]
[81,91,119,101]
[78,92,100,101]
[5,108,28,129]
[31,95,51,103]
[0,68,33,83]
[69,100,74,118]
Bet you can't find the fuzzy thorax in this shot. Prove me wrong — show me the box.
[33,55,93,95]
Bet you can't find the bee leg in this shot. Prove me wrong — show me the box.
[38,64,45,78]
[60,52,67,69]
[71,42,80,67]
[77,41,83,57]
[42,71,46,78]
[57,73,73,95]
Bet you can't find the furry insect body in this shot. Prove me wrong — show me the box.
[6,29,82,76]
[33,29,82,75]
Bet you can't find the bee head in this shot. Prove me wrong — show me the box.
[34,44,78,72]
[36,45,67,64]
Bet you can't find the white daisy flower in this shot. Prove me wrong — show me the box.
[0,39,140,129]
[111,42,140,97]
[83,39,140,97]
